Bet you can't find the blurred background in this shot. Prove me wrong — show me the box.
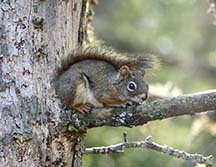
[83,0,216,166]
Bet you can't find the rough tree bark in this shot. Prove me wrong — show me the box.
[0,0,87,166]
[1,1,215,167]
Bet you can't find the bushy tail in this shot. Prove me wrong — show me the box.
[57,45,157,76]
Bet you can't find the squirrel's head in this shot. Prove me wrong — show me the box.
[114,65,149,105]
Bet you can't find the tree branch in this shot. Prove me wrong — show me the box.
[85,135,214,167]
[84,90,216,128]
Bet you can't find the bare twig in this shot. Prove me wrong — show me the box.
[84,90,216,128]
[85,134,214,167]
[123,132,128,143]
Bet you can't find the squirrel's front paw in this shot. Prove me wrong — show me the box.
[75,103,93,114]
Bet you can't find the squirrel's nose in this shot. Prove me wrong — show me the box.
[141,93,148,101]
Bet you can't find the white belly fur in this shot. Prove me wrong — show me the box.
[74,80,103,107]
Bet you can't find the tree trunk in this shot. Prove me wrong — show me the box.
[0,0,86,166]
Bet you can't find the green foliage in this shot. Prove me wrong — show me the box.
[84,0,216,166]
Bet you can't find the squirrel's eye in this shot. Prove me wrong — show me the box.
[127,81,137,92]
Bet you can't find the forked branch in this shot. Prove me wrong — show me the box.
[85,134,214,167]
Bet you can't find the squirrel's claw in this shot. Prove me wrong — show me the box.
[75,103,93,114]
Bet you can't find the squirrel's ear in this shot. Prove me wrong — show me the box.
[116,65,131,82]
[119,65,130,76]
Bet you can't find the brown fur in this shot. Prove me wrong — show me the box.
[98,88,128,107]
[57,46,154,76]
